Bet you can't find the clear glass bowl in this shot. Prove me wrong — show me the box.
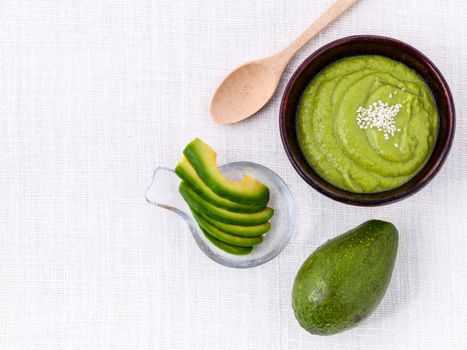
[145,162,295,268]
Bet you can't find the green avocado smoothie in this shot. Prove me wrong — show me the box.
[296,55,438,193]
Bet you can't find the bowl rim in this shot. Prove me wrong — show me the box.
[279,35,455,206]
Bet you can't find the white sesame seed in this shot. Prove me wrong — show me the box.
[356,101,403,139]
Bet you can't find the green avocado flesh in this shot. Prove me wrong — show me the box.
[193,210,271,237]
[179,182,274,226]
[183,138,270,205]
[292,220,398,335]
[201,228,253,256]
[296,55,438,193]
[192,210,263,247]
[175,156,266,213]
[175,138,273,256]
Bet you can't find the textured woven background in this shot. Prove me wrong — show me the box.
[1,0,466,349]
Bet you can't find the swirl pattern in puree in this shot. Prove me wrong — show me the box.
[296,55,438,193]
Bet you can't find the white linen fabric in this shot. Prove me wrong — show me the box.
[1,0,466,349]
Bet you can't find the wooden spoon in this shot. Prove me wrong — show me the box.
[210,0,359,124]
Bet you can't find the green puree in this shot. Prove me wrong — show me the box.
[296,55,438,193]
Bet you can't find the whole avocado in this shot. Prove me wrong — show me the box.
[292,220,398,335]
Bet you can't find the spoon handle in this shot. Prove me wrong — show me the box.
[277,0,359,65]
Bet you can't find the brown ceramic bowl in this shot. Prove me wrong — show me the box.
[279,35,455,206]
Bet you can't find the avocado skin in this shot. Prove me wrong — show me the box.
[292,220,398,336]
[183,138,269,205]
[191,207,271,237]
[192,210,263,247]
[179,181,274,226]
[201,228,253,256]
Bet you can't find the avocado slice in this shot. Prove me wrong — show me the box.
[183,138,270,205]
[192,208,271,237]
[192,210,263,247]
[179,182,274,226]
[292,220,398,335]
[175,156,266,213]
[201,228,253,256]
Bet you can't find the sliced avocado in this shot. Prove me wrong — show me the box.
[179,182,274,226]
[175,156,266,213]
[183,138,270,205]
[192,210,263,247]
[193,208,271,237]
[201,228,253,256]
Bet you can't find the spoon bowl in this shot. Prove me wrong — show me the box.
[210,61,279,124]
